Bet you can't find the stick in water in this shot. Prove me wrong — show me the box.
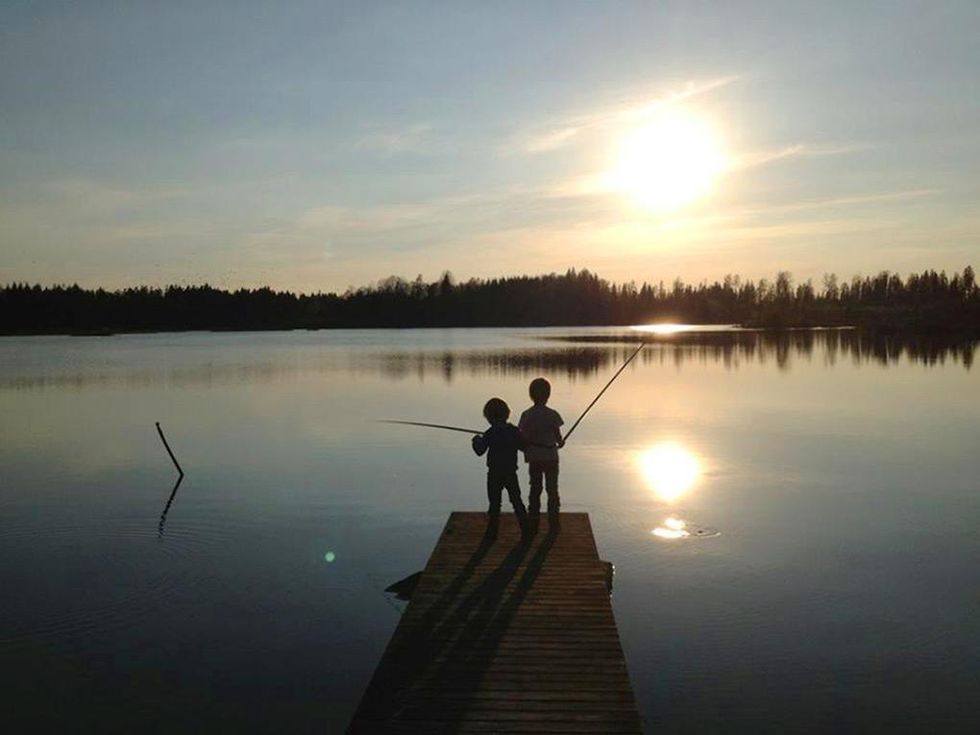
[158,474,184,538]
[155,421,185,477]
[562,342,646,443]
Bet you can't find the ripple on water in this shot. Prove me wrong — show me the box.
[566,503,721,548]
[652,516,721,540]
[0,508,232,653]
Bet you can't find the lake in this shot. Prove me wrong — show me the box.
[1,327,977,732]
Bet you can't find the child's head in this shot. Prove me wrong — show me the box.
[529,377,551,405]
[482,397,510,425]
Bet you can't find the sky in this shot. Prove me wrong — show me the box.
[2,1,978,293]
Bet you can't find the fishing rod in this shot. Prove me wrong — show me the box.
[562,341,645,443]
[379,419,559,449]
[378,419,483,435]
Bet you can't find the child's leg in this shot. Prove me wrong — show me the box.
[527,462,544,516]
[544,462,560,516]
[503,473,528,527]
[486,472,504,516]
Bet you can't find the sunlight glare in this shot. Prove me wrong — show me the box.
[631,323,690,335]
[652,516,691,539]
[608,109,728,211]
[638,442,701,502]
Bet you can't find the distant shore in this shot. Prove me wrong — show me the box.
[3,267,977,336]
[3,322,978,341]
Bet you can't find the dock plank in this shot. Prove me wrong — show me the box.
[348,512,642,733]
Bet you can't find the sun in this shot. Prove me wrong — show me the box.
[607,108,728,211]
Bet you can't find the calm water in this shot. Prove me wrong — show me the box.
[1,328,978,732]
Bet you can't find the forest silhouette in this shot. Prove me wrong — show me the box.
[2,266,977,335]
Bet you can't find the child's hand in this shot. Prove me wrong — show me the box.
[556,437,565,449]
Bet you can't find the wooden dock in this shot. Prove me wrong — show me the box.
[348,512,642,733]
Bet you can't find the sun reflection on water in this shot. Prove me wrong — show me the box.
[652,516,691,539]
[630,323,691,335]
[638,442,701,502]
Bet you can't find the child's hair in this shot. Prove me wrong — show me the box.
[529,377,551,403]
[483,397,510,423]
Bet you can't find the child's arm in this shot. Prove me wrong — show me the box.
[553,427,565,449]
[517,414,534,447]
[472,434,488,456]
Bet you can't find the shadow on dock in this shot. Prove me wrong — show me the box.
[349,512,641,733]
[354,527,557,730]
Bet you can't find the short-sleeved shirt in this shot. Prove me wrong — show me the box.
[473,423,525,473]
[518,405,564,463]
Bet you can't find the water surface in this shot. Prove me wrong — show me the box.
[1,328,977,732]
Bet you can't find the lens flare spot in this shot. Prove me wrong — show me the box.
[638,442,701,502]
[324,551,336,563]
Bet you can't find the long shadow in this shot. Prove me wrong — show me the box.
[351,520,505,721]
[407,519,502,632]
[350,523,558,730]
[407,528,559,727]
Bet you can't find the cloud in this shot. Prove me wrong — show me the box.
[733,142,868,170]
[509,75,740,156]
[232,181,619,279]
[522,126,583,154]
[0,177,201,249]
[739,188,937,216]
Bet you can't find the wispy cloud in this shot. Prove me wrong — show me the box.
[738,188,937,217]
[509,75,740,156]
[733,142,869,170]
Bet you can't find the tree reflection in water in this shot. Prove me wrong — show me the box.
[1,329,973,391]
[371,329,976,382]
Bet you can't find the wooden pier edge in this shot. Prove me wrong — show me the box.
[348,512,643,733]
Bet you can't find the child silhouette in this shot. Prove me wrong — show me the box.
[471,397,530,536]
[518,377,564,528]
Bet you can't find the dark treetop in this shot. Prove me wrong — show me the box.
[2,266,977,335]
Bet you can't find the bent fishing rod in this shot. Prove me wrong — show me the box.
[561,341,645,442]
[378,419,482,435]
[377,419,554,448]
[378,341,646,444]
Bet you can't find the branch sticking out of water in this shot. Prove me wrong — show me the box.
[155,421,184,477]
[158,474,184,539]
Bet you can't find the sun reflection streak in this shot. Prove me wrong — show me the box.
[638,442,701,502]
[630,323,691,335]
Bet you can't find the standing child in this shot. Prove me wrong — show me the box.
[518,377,564,527]
[471,397,529,535]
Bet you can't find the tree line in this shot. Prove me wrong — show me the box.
[1,266,977,334]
